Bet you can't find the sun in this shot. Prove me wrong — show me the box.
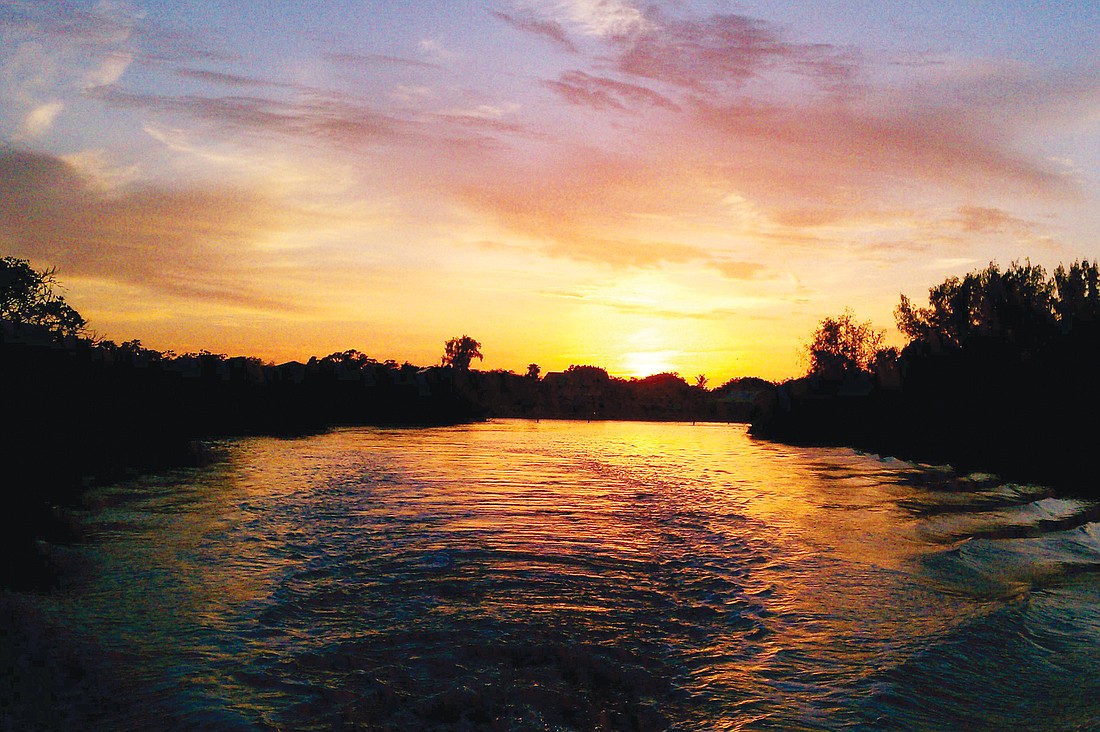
[622,350,676,378]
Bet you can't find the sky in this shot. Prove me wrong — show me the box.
[2,0,1099,383]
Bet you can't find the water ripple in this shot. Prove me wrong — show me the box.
[8,420,1100,730]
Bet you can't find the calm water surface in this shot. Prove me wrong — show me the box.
[9,420,1100,730]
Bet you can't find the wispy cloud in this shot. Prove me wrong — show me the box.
[955,205,1036,234]
[502,6,857,94]
[172,67,296,89]
[543,70,679,112]
[493,11,577,53]
[695,94,1076,209]
[0,1,140,48]
[323,51,441,71]
[545,237,711,268]
[0,3,132,137]
[391,84,434,103]
[0,1,231,66]
[91,84,417,147]
[440,102,521,120]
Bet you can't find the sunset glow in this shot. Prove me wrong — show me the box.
[2,1,1099,382]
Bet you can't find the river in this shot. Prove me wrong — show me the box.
[5,420,1100,730]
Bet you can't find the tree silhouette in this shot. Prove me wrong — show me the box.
[565,364,610,380]
[0,256,86,337]
[895,260,1057,352]
[442,335,483,370]
[1052,260,1100,330]
[694,374,708,389]
[805,308,884,378]
[320,349,374,367]
[526,363,541,379]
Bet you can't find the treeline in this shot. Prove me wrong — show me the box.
[473,365,773,423]
[752,260,1100,495]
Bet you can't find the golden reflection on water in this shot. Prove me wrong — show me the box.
[37,419,1100,731]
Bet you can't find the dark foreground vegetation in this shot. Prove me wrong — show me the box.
[1,256,772,587]
[752,260,1100,497]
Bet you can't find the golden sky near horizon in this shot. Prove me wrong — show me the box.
[2,1,1100,383]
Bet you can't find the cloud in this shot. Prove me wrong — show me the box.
[0,5,135,130]
[0,1,139,48]
[0,1,233,64]
[544,0,651,37]
[455,149,710,266]
[493,11,577,53]
[92,84,416,147]
[92,79,542,155]
[172,67,294,89]
[669,88,1079,228]
[0,148,310,311]
[322,52,441,71]
[955,205,1035,234]
[541,287,775,322]
[545,237,711,268]
[710,260,768,280]
[418,38,459,62]
[911,61,1100,140]
[454,10,1095,272]
[543,70,679,112]
[609,12,859,93]
[58,148,139,194]
[440,102,520,120]
[456,66,1081,264]
[16,100,63,138]
[84,50,132,87]
[391,84,434,103]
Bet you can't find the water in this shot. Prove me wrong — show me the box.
[6,420,1100,730]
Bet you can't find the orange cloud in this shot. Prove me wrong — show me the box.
[0,148,312,311]
[711,261,768,280]
[955,205,1036,234]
